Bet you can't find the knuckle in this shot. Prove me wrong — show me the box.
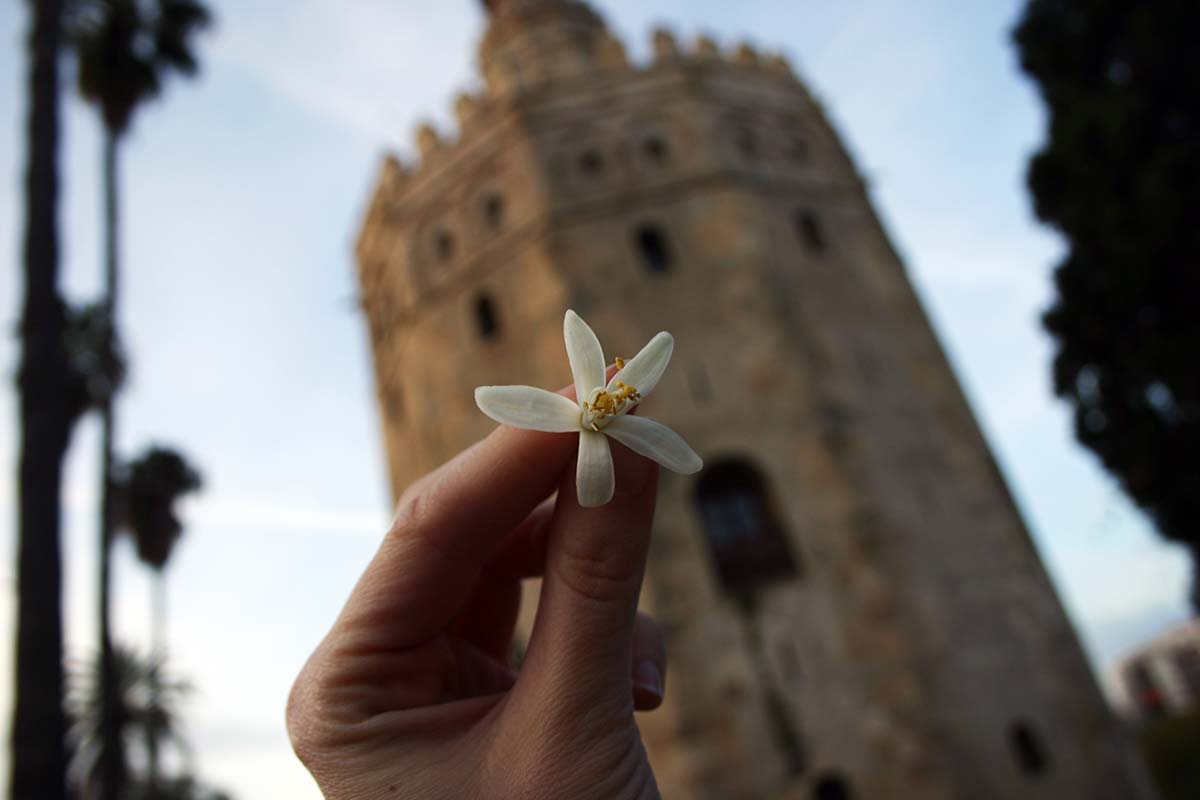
[286,667,321,762]
[555,539,640,607]
[390,477,431,537]
[285,652,341,766]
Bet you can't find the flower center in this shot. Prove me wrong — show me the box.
[581,381,641,431]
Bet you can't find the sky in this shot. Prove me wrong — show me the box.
[0,0,1193,796]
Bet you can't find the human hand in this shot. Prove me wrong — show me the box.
[287,375,665,799]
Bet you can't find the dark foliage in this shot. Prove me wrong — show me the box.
[69,646,191,796]
[115,447,203,571]
[67,0,212,135]
[64,301,127,421]
[1014,0,1200,607]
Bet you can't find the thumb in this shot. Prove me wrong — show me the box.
[515,437,659,723]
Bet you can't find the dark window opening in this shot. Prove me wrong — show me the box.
[813,773,853,800]
[435,230,455,261]
[644,135,669,163]
[635,224,673,274]
[475,294,499,340]
[796,210,827,254]
[1010,721,1050,776]
[483,194,505,229]
[736,128,758,158]
[579,149,605,176]
[695,459,798,596]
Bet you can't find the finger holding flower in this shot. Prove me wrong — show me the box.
[288,310,695,799]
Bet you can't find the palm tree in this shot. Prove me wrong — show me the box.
[68,646,191,800]
[12,1,73,797]
[66,3,211,798]
[116,447,203,799]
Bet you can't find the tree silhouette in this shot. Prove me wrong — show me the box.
[64,301,127,421]
[1015,0,1200,608]
[12,1,73,796]
[115,447,203,799]
[68,646,191,800]
[66,2,212,797]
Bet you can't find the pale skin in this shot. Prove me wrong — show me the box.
[287,369,666,798]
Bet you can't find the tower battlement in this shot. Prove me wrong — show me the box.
[361,25,802,221]
[357,19,814,322]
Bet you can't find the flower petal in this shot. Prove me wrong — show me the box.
[576,430,615,507]
[608,331,673,399]
[564,310,606,404]
[475,386,582,432]
[604,415,703,475]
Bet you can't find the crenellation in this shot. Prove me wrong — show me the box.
[693,34,720,59]
[651,28,680,62]
[596,31,628,68]
[732,41,761,67]
[763,52,795,78]
[414,121,445,161]
[380,152,412,195]
[454,92,483,131]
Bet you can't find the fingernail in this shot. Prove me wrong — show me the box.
[633,660,664,701]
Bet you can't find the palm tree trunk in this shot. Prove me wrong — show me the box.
[98,126,128,800]
[146,572,167,799]
[11,1,71,798]
[152,572,167,662]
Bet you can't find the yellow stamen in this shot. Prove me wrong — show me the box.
[615,356,626,369]
[581,380,643,430]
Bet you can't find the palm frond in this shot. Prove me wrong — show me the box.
[66,0,212,133]
[67,645,193,795]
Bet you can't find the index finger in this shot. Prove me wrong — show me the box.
[331,380,589,650]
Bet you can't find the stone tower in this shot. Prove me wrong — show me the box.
[354,1,1153,797]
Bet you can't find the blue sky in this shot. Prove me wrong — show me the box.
[0,0,1192,795]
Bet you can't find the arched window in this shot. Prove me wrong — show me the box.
[1009,721,1049,776]
[634,223,673,274]
[483,194,505,229]
[796,210,827,254]
[475,294,499,340]
[435,230,456,262]
[643,135,669,164]
[695,459,798,594]
[813,773,853,800]
[579,148,605,176]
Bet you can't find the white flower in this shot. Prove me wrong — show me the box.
[474,310,703,507]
